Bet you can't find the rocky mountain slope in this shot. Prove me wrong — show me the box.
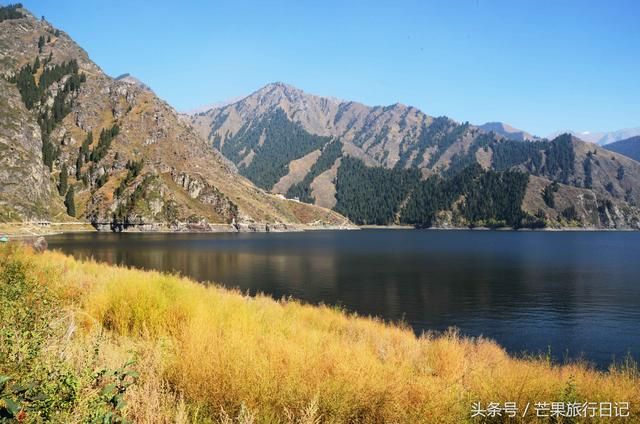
[0,6,347,231]
[604,136,640,162]
[191,83,640,229]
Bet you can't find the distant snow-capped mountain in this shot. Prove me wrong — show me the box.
[547,128,640,146]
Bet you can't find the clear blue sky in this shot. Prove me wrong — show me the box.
[21,0,640,136]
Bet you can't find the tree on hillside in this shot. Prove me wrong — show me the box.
[562,205,578,222]
[0,4,24,22]
[542,182,558,208]
[42,137,56,171]
[90,124,120,163]
[58,163,68,195]
[80,132,93,161]
[583,157,593,189]
[75,153,83,179]
[65,186,76,217]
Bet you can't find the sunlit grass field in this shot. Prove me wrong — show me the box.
[0,244,638,423]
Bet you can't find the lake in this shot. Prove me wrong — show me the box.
[47,229,640,369]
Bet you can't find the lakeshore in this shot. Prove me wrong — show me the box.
[1,243,638,422]
[0,221,357,238]
[47,229,640,370]
[2,220,638,240]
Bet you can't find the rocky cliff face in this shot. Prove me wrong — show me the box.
[191,83,640,229]
[0,78,61,221]
[0,8,348,229]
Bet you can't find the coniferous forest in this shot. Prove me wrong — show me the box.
[216,108,331,190]
[0,3,23,22]
[334,157,535,228]
[335,156,421,225]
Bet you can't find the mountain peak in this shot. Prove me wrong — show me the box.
[478,122,538,142]
[115,73,152,92]
[263,81,299,91]
[254,81,311,100]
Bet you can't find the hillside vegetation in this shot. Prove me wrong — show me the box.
[1,245,638,423]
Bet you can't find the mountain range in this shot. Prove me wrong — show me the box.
[190,104,639,147]
[0,6,346,231]
[546,128,640,146]
[2,5,639,231]
[476,123,640,146]
[190,83,640,229]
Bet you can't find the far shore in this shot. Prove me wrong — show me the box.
[0,221,357,238]
[1,221,638,239]
[0,222,95,238]
[359,224,639,232]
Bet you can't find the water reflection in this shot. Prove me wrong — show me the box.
[47,230,640,368]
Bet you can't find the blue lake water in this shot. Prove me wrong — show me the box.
[47,229,640,369]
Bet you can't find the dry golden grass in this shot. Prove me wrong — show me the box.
[3,246,639,423]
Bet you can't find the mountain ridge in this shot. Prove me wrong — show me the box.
[192,85,639,148]
[478,122,539,142]
[604,136,640,162]
[191,82,640,229]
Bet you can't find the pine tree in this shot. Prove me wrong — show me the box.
[562,205,578,222]
[542,182,558,208]
[65,186,76,217]
[42,138,56,171]
[76,153,83,179]
[38,35,45,52]
[58,163,68,195]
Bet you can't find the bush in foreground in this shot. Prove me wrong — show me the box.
[0,245,638,423]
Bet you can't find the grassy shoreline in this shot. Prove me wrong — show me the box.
[0,245,639,423]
